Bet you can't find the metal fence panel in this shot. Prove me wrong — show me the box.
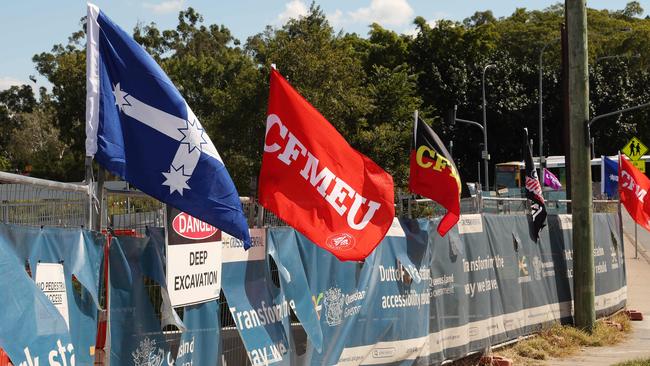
[0,170,625,366]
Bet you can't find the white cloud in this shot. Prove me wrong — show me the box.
[0,76,25,91]
[328,9,344,29]
[143,0,185,14]
[277,0,309,24]
[348,0,414,27]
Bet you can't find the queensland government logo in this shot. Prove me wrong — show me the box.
[323,287,345,326]
[326,233,355,251]
[132,337,165,366]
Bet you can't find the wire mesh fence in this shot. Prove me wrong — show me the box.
[0,170,624,365]
[0,180,89,228]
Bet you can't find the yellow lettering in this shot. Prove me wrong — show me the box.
[432,154,450,172]
[416,146,435,168]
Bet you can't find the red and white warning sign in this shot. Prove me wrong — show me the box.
[166,206,222,307]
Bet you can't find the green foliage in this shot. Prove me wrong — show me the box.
[6,1,650,193]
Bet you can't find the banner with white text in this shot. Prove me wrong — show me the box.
[259,213,626,365]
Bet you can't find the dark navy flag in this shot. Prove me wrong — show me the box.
[602,155,619,198]
[85,4,250,247]
[523,135,547,241]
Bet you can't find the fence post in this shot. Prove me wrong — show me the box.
[85,157,94,229]
[256,201,265,228]
[617,198,624,255]
[94,167,105,232]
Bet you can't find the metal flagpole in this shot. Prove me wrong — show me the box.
[635,222,638,259]
[600,155,604,196]
[617,152,625,260]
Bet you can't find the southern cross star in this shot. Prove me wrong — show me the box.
[112,82,131,112]
[178,117,207,153]
[162,165,191,195]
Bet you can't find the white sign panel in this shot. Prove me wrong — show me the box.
[222,228,266,264]
[35,262,70,330]
[458,214,484,234]
[166,207,222,307]
[558,214,572,230]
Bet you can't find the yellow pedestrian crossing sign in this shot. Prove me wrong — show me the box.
[632,160,646,173]
[622,137,648,160]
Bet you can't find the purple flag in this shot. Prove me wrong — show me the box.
[543,168,562,191]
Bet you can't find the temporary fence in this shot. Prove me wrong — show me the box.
[0,171,90,228]
[0,170,628,366]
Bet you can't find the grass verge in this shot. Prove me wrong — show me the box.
[490,312,631,365]
[614,359,650,366]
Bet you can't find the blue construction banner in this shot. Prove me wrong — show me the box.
[176,300,221,366]
[109,234,171,365]
[109,229,222,365]
[267,229,323,353]
[0,224,104,366]
[221,229,292,365]
[256,213,626,365]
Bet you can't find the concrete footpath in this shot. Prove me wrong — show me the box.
[550,211,650,365]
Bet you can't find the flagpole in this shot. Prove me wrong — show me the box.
[413,110,418,147]
[617,152,625,261]
[600,155,604,196]
[412,110,418,219]
[635,220,638,259]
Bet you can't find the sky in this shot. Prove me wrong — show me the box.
[0,0,647,91]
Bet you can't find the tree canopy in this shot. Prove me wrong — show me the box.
[2,2,650,193]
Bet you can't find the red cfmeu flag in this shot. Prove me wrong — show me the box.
[408,116,461,236]
[620,156,650,231]
[258,69,395,261]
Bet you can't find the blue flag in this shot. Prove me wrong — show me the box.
[602,156,619,198]
[85,4,251,247]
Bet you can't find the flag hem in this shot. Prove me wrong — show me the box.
[85,3,101,157]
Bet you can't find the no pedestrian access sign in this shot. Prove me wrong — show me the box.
[622,136,647,173]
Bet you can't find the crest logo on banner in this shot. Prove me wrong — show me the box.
[323,287,344,326]
[131,337,165,366]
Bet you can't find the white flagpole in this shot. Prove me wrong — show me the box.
[601,155,605,196]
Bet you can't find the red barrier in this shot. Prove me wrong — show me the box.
[626,309,644,321]
[480,355,514,366]
[0,348,12,366]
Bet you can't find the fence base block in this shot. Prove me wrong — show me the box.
[480,355,514,366]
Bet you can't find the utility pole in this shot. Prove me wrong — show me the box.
[567,0,594,331]
[562,22,571,207]
[482,64,495,192]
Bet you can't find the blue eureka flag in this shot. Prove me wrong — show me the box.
[85,4,251,247]
[602,156,619,198]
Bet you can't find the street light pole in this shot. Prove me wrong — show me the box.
[482,64,496,192]
[449,105,487,190]
[539,38,559,183]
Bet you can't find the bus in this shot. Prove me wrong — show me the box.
[494,155,650,192]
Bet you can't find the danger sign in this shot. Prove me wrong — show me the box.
[166,206,222,307]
